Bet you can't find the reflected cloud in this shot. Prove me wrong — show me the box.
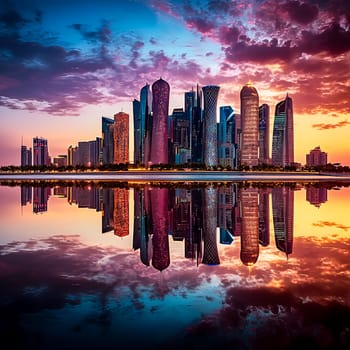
[313,221,350,232]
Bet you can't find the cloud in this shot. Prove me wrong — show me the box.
[313,220,350,231]
[312,120,350,130]
[71,22,112,44]
[299,22,350,56]
[283,0,319,25]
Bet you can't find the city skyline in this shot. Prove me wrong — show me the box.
[0,0,349,166]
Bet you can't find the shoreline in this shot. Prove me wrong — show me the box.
[1,170,350,182]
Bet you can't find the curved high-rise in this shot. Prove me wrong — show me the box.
[240,83,259,167]
[150,78,170,165]
[272,94,294,167]
[202,85,220,167]
[140,84,152,166]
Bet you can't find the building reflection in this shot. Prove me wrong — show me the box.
[240,187,259,266]
[306,187,327,208]
[272,187,294,256]
[17,183,299,268]
[150,187,170,271]
[33,186,50,214]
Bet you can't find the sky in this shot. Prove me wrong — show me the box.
[0,0,349,166]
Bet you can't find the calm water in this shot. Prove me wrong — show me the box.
[0,181,349,350]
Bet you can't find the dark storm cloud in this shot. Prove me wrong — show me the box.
[299,22,350,55]
[0,9,29,29]
[283,0,319,24]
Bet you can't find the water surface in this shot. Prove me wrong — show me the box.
[0,181,349,349]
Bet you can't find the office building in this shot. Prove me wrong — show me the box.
[102,116,114,165]
[202,85,220,167]
[133,99,141,165]
[240,83,259,167]
[33,137,50,166]
[150,78,170,166]
[306,146,327,167]
[218,106,235,168]
[191,85,203,164]
[171,108,191,164]
[140,84,153,166]
[272,94,294,167]
[114,112,129,164]
[53,155,67,167]
[259,103,270,164]
[21,145,32,167]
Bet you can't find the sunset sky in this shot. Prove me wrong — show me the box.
[0,0,349,166]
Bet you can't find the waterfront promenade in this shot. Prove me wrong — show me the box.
[1,171,350,182]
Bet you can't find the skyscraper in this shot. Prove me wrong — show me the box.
[102,116,114,165]
[33,137,50,166]
[202,85,220,167]
[150,78,170,166]
[191,85,203,164]
[133,99,141,165]
[259,103,270,164]
[218,106,235,168]
[21,145,32,167]
[272,94,294,167]
[240,83,259,167]
[114,112,129,164]
[171,108,190,164]
[140,84,153,166]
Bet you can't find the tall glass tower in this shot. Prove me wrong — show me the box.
[272,94,294,167]
[202,85,220,167]
[150,78,170,165]
[140,84,152,166]
[33,137,50,166]
[191,85,203,164]
[259,103,270,165]
[102,117,114,165]
[240,83,259,167]
[133,99,141,165]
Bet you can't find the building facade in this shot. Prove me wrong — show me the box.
[114,112,129,164]
[218,105,235,168]
[33,137,50,166]
[133,99,141,165]
[140,84,153,166]
[306,146,327,167]
[102,117,114,165]
[272,94,294,167]
[21,145,32,167]
[150,78,170,166]
[240,83,259,167]
[202,85,220,167]
[258,103,270,164]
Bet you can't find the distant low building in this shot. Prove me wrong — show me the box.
[306,146,327,167]
[53,155,67,167]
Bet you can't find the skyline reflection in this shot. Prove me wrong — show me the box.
[0,181,349,350]
[13,182,336,268]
